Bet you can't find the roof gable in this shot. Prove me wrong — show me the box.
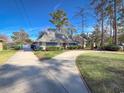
[38,31,73,43]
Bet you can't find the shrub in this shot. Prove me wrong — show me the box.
[46,46,63,51]
[67,46,82,50]
[59,47,64,50]
[101,44,120,51]
[77,46,82,49]
[13,45,22,50]
[14,46,21,50]
[67,46,76,50]
[35,47,43,51]
[3,43,8,50]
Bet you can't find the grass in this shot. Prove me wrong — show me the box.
[34,50,64,60]
[76,51,124,93]
[0,50,16,64]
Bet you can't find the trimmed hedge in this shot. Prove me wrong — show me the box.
[101,44,120,51]
[67,46,82,50]
[46,46,64,51]
[35,47,43,51]
[10,44,23,50]
[40,46,82,51]
[13,45,22,50]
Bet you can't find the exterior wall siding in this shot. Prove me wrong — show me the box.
[0,42,3,51]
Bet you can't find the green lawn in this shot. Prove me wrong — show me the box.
[0,50,16,64]
[76,51,124,93]
[34,50,64,60]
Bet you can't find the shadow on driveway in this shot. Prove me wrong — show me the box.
[0,64,69,93]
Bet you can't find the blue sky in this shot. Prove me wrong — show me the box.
[0,0,96,40]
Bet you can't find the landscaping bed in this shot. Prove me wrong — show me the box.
[34,50,64,60]
[76,51,124,93]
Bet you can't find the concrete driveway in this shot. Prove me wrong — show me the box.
[0,50,89,93]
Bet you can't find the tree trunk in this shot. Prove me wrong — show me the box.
[100,11,104,47]
[110,19,113,44]
[113,0,118,45]
[81,16,85,49]
[110,19,112,38]
[57,26,62,33]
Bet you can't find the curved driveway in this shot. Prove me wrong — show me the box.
[0,50,89,93]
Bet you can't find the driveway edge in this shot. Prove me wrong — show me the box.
[75,57,92,93]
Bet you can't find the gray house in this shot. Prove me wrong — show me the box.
[36,31,78,48]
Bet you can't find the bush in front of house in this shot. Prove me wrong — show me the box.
[101,44,120,51]
[67,46,77,50]
[12,44,22,50]
[34,47,43,51]
[77,46,82,49]
[67,46,82,50]
[46,46,64,51]
[13,46,21,50]
[3,43,8,50]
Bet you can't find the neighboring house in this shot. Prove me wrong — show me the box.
[0,35,8,51]
[0,39,3,51]
[72,35,87,48]
[36,31,78,48]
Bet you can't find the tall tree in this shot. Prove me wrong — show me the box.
[113,0,118,45]
[11,28,29,44]
[75,7,86,34]
[109,0,122,45]
[90,24,101,49]
[91,0,123,46]
[75,7,87,48]
[67,23,76,38]
[49,9,69,33]
[118,0,124,33]
[91,0,107,47]
[106,1,114,42]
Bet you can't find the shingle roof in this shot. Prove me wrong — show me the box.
[37,31,74,43]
